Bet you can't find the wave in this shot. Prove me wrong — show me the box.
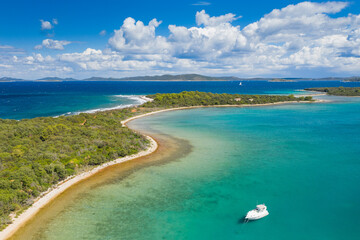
[113,95,149,105]
[54,95,148,118]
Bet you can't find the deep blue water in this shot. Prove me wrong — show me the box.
[1,81,360,119]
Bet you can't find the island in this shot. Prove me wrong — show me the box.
[2,74,360,82]
[341,77,360,82]
[0,91,314,236]
[0,74,241,82]
[305,87,360,96]
[268,78,296,82]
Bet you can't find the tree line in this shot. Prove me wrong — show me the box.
[305,87,360,96]
[143,91,313,108]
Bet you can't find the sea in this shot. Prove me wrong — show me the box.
[1,80,359,119]
[2,81,360,239]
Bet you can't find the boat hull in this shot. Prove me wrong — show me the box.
[245,210,269,221]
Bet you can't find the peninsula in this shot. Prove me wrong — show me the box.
[0,91,314,238]
[305,87,360,96]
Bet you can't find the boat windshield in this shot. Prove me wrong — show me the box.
[256,205,266,211]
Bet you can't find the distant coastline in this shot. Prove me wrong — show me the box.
[2,74,360,82]
[305,87,360,96]
[268,78,296,82]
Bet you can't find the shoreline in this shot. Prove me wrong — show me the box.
[122,100,321,126]
[0,99,317,239]
[54,95,149,118]
[0,135,158,240]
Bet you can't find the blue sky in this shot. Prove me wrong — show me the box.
[1,0,360,79]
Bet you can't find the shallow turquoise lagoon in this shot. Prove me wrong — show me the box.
[31,100,360,240]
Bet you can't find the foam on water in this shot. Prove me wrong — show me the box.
[53,95,147,117]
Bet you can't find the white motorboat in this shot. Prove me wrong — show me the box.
[245,204,269,221]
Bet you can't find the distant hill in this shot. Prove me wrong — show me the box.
[0,77,24,82]
[84,74,242,81]
[83,77,117,81]
[268,78,296,82]
[313,76,359,81]
[1,74,360,82]
[37,77,78,81]
[342,76,360,82]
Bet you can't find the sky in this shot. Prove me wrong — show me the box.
[1,0,360,79]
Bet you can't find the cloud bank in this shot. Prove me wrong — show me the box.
[3,1,360,78]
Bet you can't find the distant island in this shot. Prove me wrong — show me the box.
[84,74,241,81]
[268,78,296,82]
[37,77,78,82]
[341,76,360,82]
[1,74,360,82]
[0,77,24,82]
[0,74,241,82]
[305,87,360,96]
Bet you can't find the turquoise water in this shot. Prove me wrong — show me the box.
[25,98,360,239]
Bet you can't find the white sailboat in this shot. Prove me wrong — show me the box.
[245,204,269,221]
[239,82,242,86]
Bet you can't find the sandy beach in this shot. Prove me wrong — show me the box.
[0,129,157,240]
[122,99,320,127]
[0,99,317,240]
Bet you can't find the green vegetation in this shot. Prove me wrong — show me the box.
[143,91,313,108]
[0,108,151,228]
[305,87,360,96]
[0,91,313,229]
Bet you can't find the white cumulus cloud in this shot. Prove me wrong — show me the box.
[195,10,238,26]
[4,1,360,79]
[35,39,71,50]
[40,19,58,31]
[108,17,169,55]
[40,20,53,30]
[168,10,246,60]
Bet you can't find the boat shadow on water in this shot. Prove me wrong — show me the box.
[238,216,269,224]
[238,217,250,224]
